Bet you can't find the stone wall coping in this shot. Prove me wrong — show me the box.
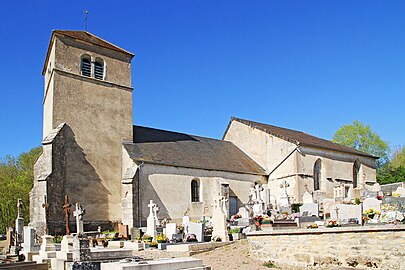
[246,224,405,236]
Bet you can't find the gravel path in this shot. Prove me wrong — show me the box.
[132,240,274,270]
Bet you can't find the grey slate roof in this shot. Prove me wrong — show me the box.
[123,125,266,175]
[227,117,378,159]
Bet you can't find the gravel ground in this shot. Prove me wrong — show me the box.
[132,240,275,270]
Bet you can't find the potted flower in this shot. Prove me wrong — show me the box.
[156,233,168,250]
[142,234,152,249]
[150,241,158,248]
[254,215,263,230]
[229,227,242,240]
[363,208,380,223]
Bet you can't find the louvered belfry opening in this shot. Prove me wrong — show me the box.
[94,61,104,79]
[81,58,91,77]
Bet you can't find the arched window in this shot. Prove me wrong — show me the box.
[353,159,361,188]
[81,57,91,77]
[191,179,200,202]
[313,159,322,191]
[94,60,104,80]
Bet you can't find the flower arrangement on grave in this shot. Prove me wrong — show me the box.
[177,224,184,234]
[362,208,380,220]
[150,241,158,248]
[326,219,339,227]
[354,198,361,205]
[261,215,274,224]
[254,215,263,226]
[392,193,401,197]
[142,234,153,243]
[306,224,318,229]
[156,233,168,243]
[230,213,242,222]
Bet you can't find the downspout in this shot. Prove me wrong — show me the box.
[137,162,144,228]
[268,144,300,177]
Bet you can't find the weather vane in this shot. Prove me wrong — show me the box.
[83,10,89,31]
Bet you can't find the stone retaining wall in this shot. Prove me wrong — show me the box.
[247,226,405,269]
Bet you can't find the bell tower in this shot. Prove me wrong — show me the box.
[31,30,134,234]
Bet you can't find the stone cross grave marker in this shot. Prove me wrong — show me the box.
[153,205,160,226]
[63,195,71,235]
[42,195,49,235]
[212,196,229,242]
[15,198,24,246]
[146,200,157,240]
[73,203,85,234]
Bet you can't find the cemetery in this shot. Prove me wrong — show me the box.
[1,182,405,269]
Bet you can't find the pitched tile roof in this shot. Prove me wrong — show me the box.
[123,125,266,175]
[228,117,378,159]
[42,30,134,74]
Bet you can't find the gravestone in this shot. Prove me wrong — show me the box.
[212,197,229,242]
[15,199,24,246]
[238,207,249,218]
[252,203,263,216]
[236,218,250,226]
[118,223,129,239]
[22,226,35,252]
[61,235,74,252]
[313,190,326,204]
[72,234,91,262]
[299,203,319,217]
[146,200,157,240]
[394,186,405,197]
[39,234,56,258]
[185,222,204,242]
[73,203,85,234]
[302,191,314,204]
[5,227,13,253]
[363,197,382,212]
[165,223,177,241]
[330,204,362,225]
[130,228,141,241]
[182,216,190,224]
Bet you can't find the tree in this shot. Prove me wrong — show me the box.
[332,121,389,167]
[0,146,42,234]
[390,145,405,168]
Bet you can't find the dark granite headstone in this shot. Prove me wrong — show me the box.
[130,228,141,241]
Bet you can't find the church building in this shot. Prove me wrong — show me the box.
[30,30,378,235]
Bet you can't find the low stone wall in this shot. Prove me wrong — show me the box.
[247,226,405,270]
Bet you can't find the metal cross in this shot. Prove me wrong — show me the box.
[42,195,49,235]
[63,195,71,235]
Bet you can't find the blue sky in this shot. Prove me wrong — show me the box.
[0,1,404,157]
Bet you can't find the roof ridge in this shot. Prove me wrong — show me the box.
[133,124,229,143]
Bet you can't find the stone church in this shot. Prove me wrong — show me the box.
[30,30,378,235]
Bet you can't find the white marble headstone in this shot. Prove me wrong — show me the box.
[394,187,405,197]
[22,226,35,252]
[330,204,362,224]
[302,192,314,204]
[182,216,190,224]
[363,197,382,212]
[185,222,204,242]
[165,223,177,241]
[299,203,319,217]
[238,207,249,219]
